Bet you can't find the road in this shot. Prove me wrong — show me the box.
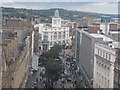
[25,49,80,88]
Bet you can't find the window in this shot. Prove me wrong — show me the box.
[106,53,108,59]
[105,65,106,74]
[102,76,103,84]
[98,49,100,55]
[43,32,48,41]
[54,32,57,40]
[97,61,98,64]
[58,32,61,39]
[99,62,101,66]
[63,31,65,38]
[102,64,103,72]
[105,78,106,86]
[103,52,105,58]
[43,45,48,51]
[108,80,109,87]
[50,42,52,46]
[100,50,102,56]
[51,36,52,40]
[53,20,57,24]
[107,67,109,76]
[108,54,111,60]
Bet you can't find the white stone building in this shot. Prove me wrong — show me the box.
[37,10,71,51]
[75,27,120,88]
[93,42,116,88]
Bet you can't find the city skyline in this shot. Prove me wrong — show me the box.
[1,2,118,14]
[1,4,120,89]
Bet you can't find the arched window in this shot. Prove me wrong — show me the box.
[63,31,65,38]
[54,32,57,40]
[58,41,61,44]
[58,32,61,39]
[62,40,65,44]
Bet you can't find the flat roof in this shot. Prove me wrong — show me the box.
[90,33,114,42]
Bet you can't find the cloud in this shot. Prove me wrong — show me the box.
[2,0,14,3]
[1,0,120,2]
[1,2,118,14]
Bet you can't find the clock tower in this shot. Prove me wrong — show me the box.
[52,10,61,27]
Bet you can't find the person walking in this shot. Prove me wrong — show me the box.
[60,84,62,88]
[36,78,38,82]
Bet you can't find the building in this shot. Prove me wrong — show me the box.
[101,16,111,22]
[35,10,71,51]
[114,49,120,88]
[75,19,88,28]
[75,27,120,88]
[87,15,95,26]
[75,28,95,88]
[88,26,100,34]
[92,22,118,36]
[93,42,116,88]
[2,18,32,88]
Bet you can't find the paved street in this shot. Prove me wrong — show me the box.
[25,49,80,89]
[25,66,45,88]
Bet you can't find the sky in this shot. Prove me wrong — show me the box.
[1,0,119,14]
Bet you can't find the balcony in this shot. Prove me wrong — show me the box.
[95,54,112,63]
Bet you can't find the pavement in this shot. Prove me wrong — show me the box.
[25,66,45,88]
[25,49,80,89]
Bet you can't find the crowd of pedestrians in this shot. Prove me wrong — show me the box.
[55,52,80,88]
[26,49,80,89]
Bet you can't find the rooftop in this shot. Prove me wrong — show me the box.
[90,33,114,42]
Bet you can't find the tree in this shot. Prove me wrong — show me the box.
[44,58,63,88]
[42,44,61,59]
[39,44,62,87]
[75,82,84,89]
[50,44,61,58]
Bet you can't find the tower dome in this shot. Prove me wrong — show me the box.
[54,9,60,18]
[52,9,61,27]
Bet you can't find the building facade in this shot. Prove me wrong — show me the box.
[93,43,116,88]
[114,49,120,88]
[75,28,95,88]
[37,10,71,51]
[2,18,32,88]
[75,26,120,88]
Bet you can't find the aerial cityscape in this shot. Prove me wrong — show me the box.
[0,1,120,89]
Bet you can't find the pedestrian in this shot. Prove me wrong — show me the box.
[43,83,45,87]
[71,84,73,88]
[36,78,38,82]
[62,85,64,88]
[40,78,41,81]
[73,83,75,87]
[60,84,62,88]
[44,80,45,84]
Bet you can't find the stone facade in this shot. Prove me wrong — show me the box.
[93,43,116,88]
[38,10,71,51]
[2,27,32,88]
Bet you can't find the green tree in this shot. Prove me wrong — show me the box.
[50,44,61,58]
[42,44,61,59]
[44,58,63,87]
[75,82,84,89]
